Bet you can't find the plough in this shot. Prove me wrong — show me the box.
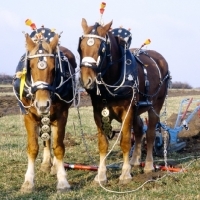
[131,97,200,156]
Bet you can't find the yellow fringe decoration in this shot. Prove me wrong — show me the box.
[16,68,27,100]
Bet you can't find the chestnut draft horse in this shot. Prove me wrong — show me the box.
[78,18,170,185]
[13,27,76,193]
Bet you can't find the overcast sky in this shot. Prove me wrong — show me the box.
[0,0,199,87]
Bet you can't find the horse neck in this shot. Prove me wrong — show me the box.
[102,33,121,84]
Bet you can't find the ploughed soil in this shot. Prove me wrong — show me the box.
[1,87,199,117]
[1,87,200,175]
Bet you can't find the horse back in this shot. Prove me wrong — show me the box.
[131,48,168,71]
[130,48,169,98]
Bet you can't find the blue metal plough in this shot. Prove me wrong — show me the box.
[130,98,200,157]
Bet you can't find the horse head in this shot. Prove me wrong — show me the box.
[25,33,59,115]
[78,18,112,90]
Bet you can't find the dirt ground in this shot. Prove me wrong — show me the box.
[1,87,200,117]
[1,87,200,157]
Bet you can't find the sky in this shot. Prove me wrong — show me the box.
[0,0,199,87]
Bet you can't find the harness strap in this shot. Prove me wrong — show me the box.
[82,34,106,42]
[28,54,54,59]
[140,50,162,82]
[135,56,150,100]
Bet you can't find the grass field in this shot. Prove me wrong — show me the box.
[1,94,200,199]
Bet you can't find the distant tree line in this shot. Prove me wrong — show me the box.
[0,73,13,84]
[0,73,195,89]
[171,81,193,89]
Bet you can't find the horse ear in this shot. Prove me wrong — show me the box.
[103,20,113,33]
[25,33,36,52]
[49,34,59,52]
[81,18,88,34]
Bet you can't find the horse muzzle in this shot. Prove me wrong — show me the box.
[34,99,51,115]
[79,73,96,90]
[34,89,52,115]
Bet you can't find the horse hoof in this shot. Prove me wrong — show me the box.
[40,164,51,173]
[119,177,132,185]
[50,166,57,175]
[20,181,34,193]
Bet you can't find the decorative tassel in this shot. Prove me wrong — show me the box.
[134,39,151,56]
[140,39,151,49]
[100,2,106,13]
[99,2,106,24]
[100,2,106,9]
[144,39,151,45]
[18,68,27,100]
[25,19,32,26]
[25,19,37,30]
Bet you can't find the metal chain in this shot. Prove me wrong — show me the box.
[151,106,167,118]
[163,95,169,170]
[76,104,97,166]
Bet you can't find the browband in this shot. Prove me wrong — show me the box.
[28,54,54,59]
[82,34,106,42]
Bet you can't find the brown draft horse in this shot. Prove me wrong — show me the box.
[13,28,76,193]
[78,18,170,184]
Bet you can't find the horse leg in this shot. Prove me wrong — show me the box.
[94,127,108,185]
[50,156,57,175]
[20,115,39,193]
[119,116,132,184]
[144,109,159,172]
[52,118,70,193]
[40,139,52,173]
[130,116,144,166]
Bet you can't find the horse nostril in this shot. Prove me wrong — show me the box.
[87,78,92,86]
[46,100,50,108]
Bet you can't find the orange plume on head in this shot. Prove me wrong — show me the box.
[30,23,37,30]
[100,2,106,14]
[144,39,151,45]
[25,19,32,26]
[100,2,106,9]
[25,19,37,30]
[100,8,105,14]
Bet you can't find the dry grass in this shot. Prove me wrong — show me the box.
[1,94,200,199]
